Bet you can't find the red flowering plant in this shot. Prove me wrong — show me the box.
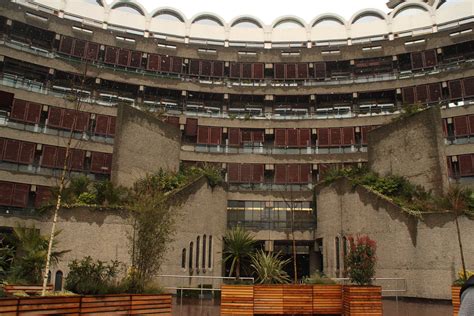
[345,235,377,286]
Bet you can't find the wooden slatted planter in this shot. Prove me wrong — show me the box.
[221,284,347,315]
[131,294,172,315]
[452,286,461,316]
[254,285,284,315]
[221,285,254,316]
[343,286,382,316]
[313,284,343,315]
[282,285,312,315]
[17,296,81,315]
[3,284,53,296]
[0,294,171,315]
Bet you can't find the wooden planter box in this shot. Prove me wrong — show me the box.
[221,284,344,315]
[254,285,284,315]
[0,293,172,315]
[221,285,254,316]
[2,284,53,296]
[313,284,343,315]
[343,285,382,316]
[283,284,313,315]
[452,285,461,316]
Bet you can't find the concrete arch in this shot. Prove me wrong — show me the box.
[230,15,264,28]
[271,16,307,29]
[349,9,388,24]
[150,7,186,22]
[109,0,147,16]
[190,12,226,27]
[310,13,347,27]
[392,2,432,18]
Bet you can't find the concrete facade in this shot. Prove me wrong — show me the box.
[112,105,181,187]
[316,178,474,300]
[0,177,227,290]
[368,107,449,195]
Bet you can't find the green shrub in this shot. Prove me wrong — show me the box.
[65,256,123,295]
[303,271,336,285]
[250,250,290,284]
[76,192,97,205]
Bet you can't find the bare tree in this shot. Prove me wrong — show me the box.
[444,185,473,283]
[281,189,298,284]
[41,62,90,295]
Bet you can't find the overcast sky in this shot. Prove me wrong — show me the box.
[121,0,390,23]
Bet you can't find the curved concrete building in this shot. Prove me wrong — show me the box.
[0,0,473,299]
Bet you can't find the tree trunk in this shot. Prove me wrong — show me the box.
[41,63,88,296]
[455,216,467,281]
[236,258,240,280]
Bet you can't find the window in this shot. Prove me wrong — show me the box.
[189,242,193,269]
[202,235,207,269]
[335,237,340,272]
[181,248,186,269]
[208,236,213,268]
[196,236,200,269]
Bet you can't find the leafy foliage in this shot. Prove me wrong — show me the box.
[250,250,291,284]
[345,235,377,286]
[454,270,474,286]
[41,166,223,211]
[392,102,425,122]
[223,226,257,279]
[65,256,123,295]
[3,225,68,284]
[303,271,336,285]
[322,167,438,216]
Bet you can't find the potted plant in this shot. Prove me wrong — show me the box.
[304,272,343,315]
[343,235,382,316]
[452,270,474,316]
[221,227,256,316]
[251,250,290,315]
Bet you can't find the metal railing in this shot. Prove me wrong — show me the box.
[334,277,407,300]
[182,144,367,155]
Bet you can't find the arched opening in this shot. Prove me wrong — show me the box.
[189,242,193,269]
[232,19,262,29]
[54,271,63,291]
[208,235,213,269]
[394,5,428,17]
[181,248,186,269]
[313,18,344,27]
[202,235,207,269]
[193,16,224,26]
[112,3,144,16]
[196,236,200,269]
[274,19,304,29]
[353,14,384,24]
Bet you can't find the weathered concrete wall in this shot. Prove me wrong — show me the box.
[0,207,131,284]
[368,107,448,195]
[159,177,228,288]
[316,178,474,300]
[0,178,227,290]
[111,105,181,187]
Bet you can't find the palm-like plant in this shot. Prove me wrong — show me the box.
[251,250,290,284]
[8,225,69,284]
[443,185,474,283]
[223,226,256,279]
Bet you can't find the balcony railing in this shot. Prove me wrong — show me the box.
[0,161,106,181]
[227,219,316,231]
[0,112,114,145]
[3,35,474,89]
[228,183,314,192]
[182,144,367,155]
